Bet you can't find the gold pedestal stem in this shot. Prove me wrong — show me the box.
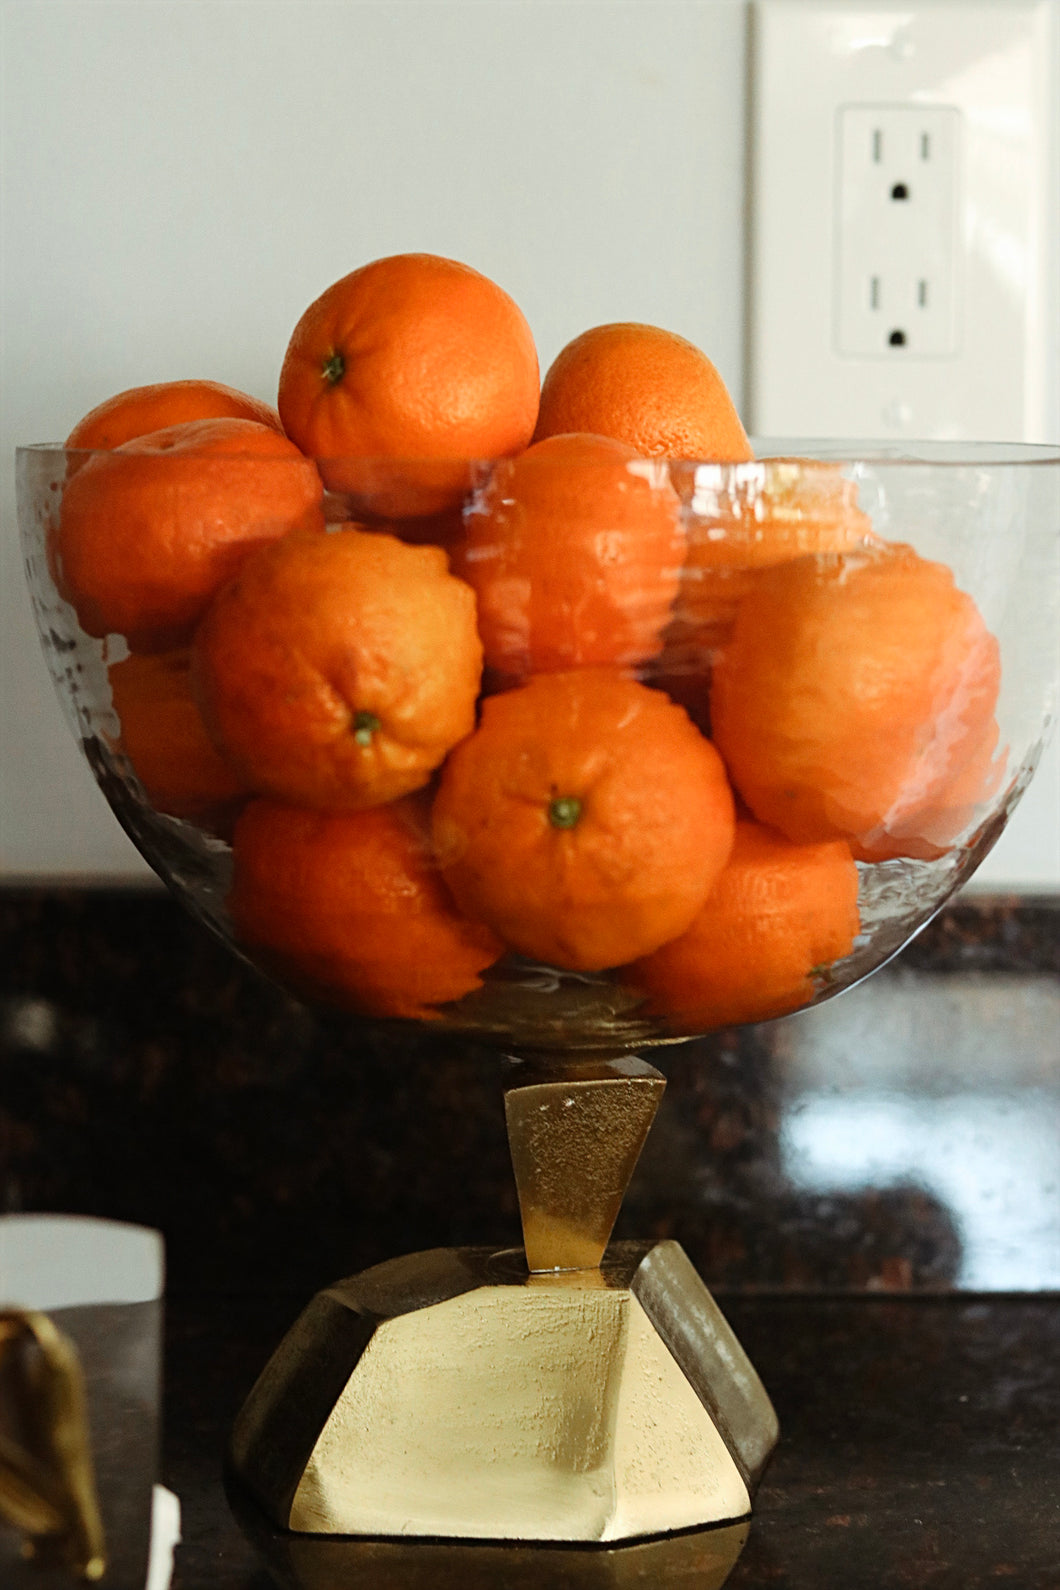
[503,1056,666,1272]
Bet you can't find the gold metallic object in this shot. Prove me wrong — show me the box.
[230,1481,750,1588]
[229,1056,778,1551]
[0,1310,106,1581]
[504,1056,667,1272]
[231,1241,777,1543]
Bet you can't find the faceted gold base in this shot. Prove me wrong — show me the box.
[230,1240,778,1544]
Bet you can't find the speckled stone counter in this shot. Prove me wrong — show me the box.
[161,1290,1060,1588]
[2,890,1057,1296]
[2,889,1058,1586]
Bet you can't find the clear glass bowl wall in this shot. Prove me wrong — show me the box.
[17,441,1060,1054]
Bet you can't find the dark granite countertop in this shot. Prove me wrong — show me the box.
[3,890,1058,1297]
[163,1288,1060,1589]
[2,889,1058,1584]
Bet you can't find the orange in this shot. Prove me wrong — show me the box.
[431,669,735,971]
[314,457,486,532]
[192,525,483,812]
[66,378,281,451]
[710,544,1002,862]
[455,432,685,681]
[228,796,503,1020]
[107,649,249,825]
[55,417,324,651]
[670,456,878,645]
[533,322,752,461]
[277,253,540,516]
[651,458,879,722]
[624,819,861,1031]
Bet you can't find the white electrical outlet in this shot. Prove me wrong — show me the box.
[748,0,1059,442]
[836,104,961,358]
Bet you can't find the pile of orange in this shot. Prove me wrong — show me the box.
[52,251,1003,1031]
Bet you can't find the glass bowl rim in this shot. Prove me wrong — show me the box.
[16,438,1060,470]
[749,438,1060,468]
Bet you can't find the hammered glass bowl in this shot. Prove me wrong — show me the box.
[15,435,1060,1560]
[16,439,1060,1055]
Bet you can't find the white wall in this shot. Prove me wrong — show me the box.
[2,0,1056,889]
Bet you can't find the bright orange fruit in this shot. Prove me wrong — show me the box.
[277,253,540,516]
[431,669,735,971]
[107,649,248,824]
[671,457,878,645]
[709,544,1002,861]
[533,322,752,461]
[55,417,324,651]
[228,796,503,1020]
[624,819,861,1031]
[652,458,879,723]
[455,432,684,681]
[66,378,281,451]
[193,525,483,811]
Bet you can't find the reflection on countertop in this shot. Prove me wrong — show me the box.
[780,972,1059,1288]
[1,888,1056,1297]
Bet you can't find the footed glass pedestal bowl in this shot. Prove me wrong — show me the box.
[17,439,1060,1557]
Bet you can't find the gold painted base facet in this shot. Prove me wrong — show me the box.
[230,1240,778,1545]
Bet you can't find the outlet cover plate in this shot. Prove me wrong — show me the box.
[748,0,1059,443]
